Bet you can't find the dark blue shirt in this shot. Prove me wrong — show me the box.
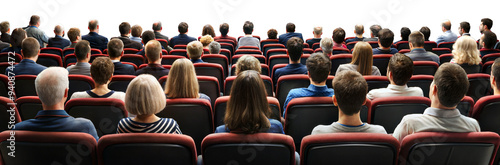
[82,32,109,51]
[306,38,321,48]
[282,84,334,116]
[191,59,204,64]
[113,61,135,75]
[14,110,99,141]
[215,119,284,134]
[135,63,169,80]
[7,59,47,76]
[279,32,303,46]
[169,34,197,48]
[47,35,71,50]
[273,63,308,85]
[345,37,365,43]
[372,48,399,55]
[1,46,21,53]
[480,48,500,57]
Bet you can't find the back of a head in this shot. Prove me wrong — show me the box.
[492,58,500,89]
[91,57,114,85]
[482,30,497,49]
[131,25,142,37]
[186,41,203,60]
[419,27,431,41]
[219,23,229,36]
[267,29,277,39]
[401,27,411,41]
[165,58,198,98]
[313,26,322,36]
[286,23,296,33]
[88,20,99,31]
[202,24,216,37]
[378,28,394,48]
[482,18,493,30]
[0,21,9,33]
[287,37,304,61]
[29,15,40,26]
[452,36,480,65]
[141,30,156,45]
[208,41,221,54]
[409,31,425,47]
[442,20,452,31]
[67,28,80,42]
[35,67,69,106]
[306,53,331,84]
[22,37,40,58]
[388,53,413,85]
[243,21,254,35]
[320,37,333,55]
[235,55,261,75]
[333,70,367,115]
[126,74,166,116]
[145,40,161,62]
[107,39,124,58]
[152,22,162,31]
[225,70,270,134]
[433,63,469,107]
[54,25,63,35]
[351,42,373,75]
[355,24,364,35]
[199,35,214,47]
[460,22,471,33]
[370,25,382,37]
[178,22,189,34]
[74,40,90,61]
[119,22,131,35]
[332,28,346,44]
[11,28,27,47]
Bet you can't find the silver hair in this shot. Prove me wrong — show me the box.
[35,67,69,106]
[208,41,221,54]
[320,37,333,55]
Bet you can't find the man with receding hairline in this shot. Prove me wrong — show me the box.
[47,25,70,49]
[436,19,458,44]
[346,24,365,43]
[25,15,49,48]
[306,27,322,47]
[136,40,169,79]
[152,22,169,41]
[6,37,47,75]
[363,25,381,42]
[82,19,108,51]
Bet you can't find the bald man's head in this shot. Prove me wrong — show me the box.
[54,25,63,36]
[88,20,99,31]
[145,40,162,63]
[442,20,452,31]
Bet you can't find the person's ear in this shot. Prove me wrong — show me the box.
[332,95,338,106]
[64,88,68,98]
[120,51,124,57]
[491,75,496,89]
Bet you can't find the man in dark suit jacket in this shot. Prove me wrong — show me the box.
[111,22,142,50]
[136,40,169,79]
[346,24,366,44]
[108,39,135,75]
[279,23,303,46]
[153,22,169,41]
[47,25,71,49]
[169,22,197,48]
[7,37,47,75]
[82,20,108,51]
[363,25,381,42]
[0,21,10,43]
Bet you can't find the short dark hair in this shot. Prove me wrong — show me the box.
[10,28,26,48]
[131,25,142,37]
[67,28,80,42]
[29,15,40,26]
[388,53,413,85]
[442,21,452,31]
[88,20,98,31]
[482,18,493,30]
[267,29,277,39]
[178,22,188,34]
[243,21,254,35]
[434,63,469,107]
[333,70,367,115]
[401,27,411,41]
[141,30,156,45]
[287,37,303,62]
[332,28,346,44]
[370,25,382,37]
[483,31,497,49]
[119,22,131,35]
[91,57,114,85]
[419,26,431,41]
[107,39,123,58]
[286,23,295,32]
[306,53,331,83]
[0,21,9,33]
[409,31,425,47]
[152,22,162,31]
[219,23,229,36]
[460,22,470,33]
[378,28,394,48]
[492,58,500,89]
[74,40,90,61]
[21,37,40,58]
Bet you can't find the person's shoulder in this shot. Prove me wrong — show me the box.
[366,124,388,134]
[215,125,229,133]
[311,124,333,135]
[72,117,95,127]
[70,91,89,99]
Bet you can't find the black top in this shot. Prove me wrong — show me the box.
[1,33,10,43]
[111,36,142,50]
[113,61,136,75]
[135,64,169,79]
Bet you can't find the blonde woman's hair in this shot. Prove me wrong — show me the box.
[125,74,166,115]
[199,35,214,47]
[452,36,481,65]
[351,42,374,75]
[165,58,200,98]
[235,55,261,75]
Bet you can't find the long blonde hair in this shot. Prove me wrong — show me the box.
[165,58,200,98]
[452,36,481,65]
[351,42,373,75]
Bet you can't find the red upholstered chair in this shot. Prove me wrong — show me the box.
[62,48,75,56]
[91,48,102,55]
[37,53,63,67]
[122,48,140,54]
[161,55,186,65]
[276,75,311,108]
[267,48,288,58]
[201,133,295,165]
[219,49,231,61]
[407,75,433,98]
[369,96,431,133]
[472,95,500,134]
[0,96,21,131]
[193,63,224,90]
[121,54,145,67]
[346,41,358,50]
[0,131,97,165]
[161,49,168,55]
[0,52,22,63]
[332,47,351,55]
[89,54,109,63]
[159,75,219,106]
[271,63,288,81]
[0,74,10,98]
[14,75,37,98]
[213,96,280,127]
[399,132,500,165]
[373,54,393,76]
[64,54,77,67]
[398,49,411,54]
[458,96,475,116]
[482,53,500,64]
[237,46,259,50]
[439,53,453,64]
[300,133,399,165]
[395,41,409,50]
[97,133,196,165]
[173,44,187,49]
[364,76,390,92]
[231,54,266,64]
[108,75,136,92]
[215,39,236,47]
[263,43,286,57]
[15,96,42,121]
[413,61,439,75]
[229,63,269,76]
[367,41,379,48]
[303,42,310,48]
[68,75,95,100]
[311,43,320,50]
[260,39,280,51]
[483,60,494,74]
[268,54,290,72]
[329,54,352,75]
[224,75,273,96]
[155,39,169,50]
[170,49,188,58]
[120,62,137,71]
[437,41,455,50]
[158,98,212,155]
[467,73,492,102]
[432,47,452,56]
[201,54,229,78]
[219,43,234,58]
[234,49,262,55]
[423,41,438,51]
[40,47,63,58]
[303,48,314,54]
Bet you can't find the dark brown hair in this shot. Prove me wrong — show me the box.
[74,40,90,60]
[493,58,500,89]
[333,70,367,115]
[202,24,216,37]
[178,22,188,34]
[388,53,413,85]
[306,53,331,83]
[107,39,123,58]
[433,63,469,107]
[267,29,277,39]
[91,57,114,85]
[332,28,345,44]
[21,37,40,58]
[287,37,304,62]
[378,28,394,48]
[219,23,229,36]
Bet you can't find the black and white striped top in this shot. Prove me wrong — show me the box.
[117,117,182,134]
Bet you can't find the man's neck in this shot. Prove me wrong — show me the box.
[411,47,425,51]
[133,114,160,123]
[380,47,391,50]
[337,111,363,126]
[494,88,500,95]
[289,60,300,64]
[90,30,98,33]
[313,35,321,38]
[42,103,65,111]
[121,34,130,37]
[92,84,111,95]
[110,57,120,61]
[25,57,37,61]
[310,79,326,86]
[356,35,363,38]
[77,60,90,63]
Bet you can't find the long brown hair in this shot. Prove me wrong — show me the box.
[224,70,270,133]
[351,42,374,75]
[165,58,200,98]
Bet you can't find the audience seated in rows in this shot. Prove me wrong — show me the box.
[169,22,197,48]
[65,27,80,49]
[459,21,471,37]
[214,23,237,44]
[306,26,322,47]
[312,70,387,134]
[363,24,381,42]
[153,22,173,52]
[392,63,480,141]
[419,26,431,41]
[372,28,398,55]
[136,40,169,79]
[7,37,47,75]
[82,20,108,51]
[47,25,70,49]
[320,37,333,57]
[273,37,308,84]
[367,53,423,100]
[332,28,347,49]
[67,40,91,76]
[235,55,261,75]
[436,19,458,44]
[187,41,204,63]
[24,15,49,48]
[165,58,210,102]
[111,22,142,50]
[0,21,10,43]
[394,27,410,44]
[267,29,278,39]
[208,41,220,54]
[479,31,498,57]
[491,58,500,95]
[279,23,303,46]
[14,67,99,140]
[108,39,135,75]
[202,24,216,38]
[136,30,156,56]
[336,42,381,76]
[1,28,26,53]
[130,24,142,44]
[117,74,181,134]
[345,24,365,43]
[199,35,213,50]
[237,21,260,49]
[405,31,440,64]
[450,36,481,66]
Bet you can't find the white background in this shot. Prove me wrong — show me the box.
[4,0,499,42]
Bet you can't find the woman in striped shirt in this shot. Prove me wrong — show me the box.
[117,74,181,134]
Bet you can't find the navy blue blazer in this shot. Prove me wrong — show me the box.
[279,32,303,46]
[113,61,135,75]
[345,37,365,43]
[47,35,71,50]
[6,59,47,75]
[273,63,308,85]
[111,36,142,50]
[169,34,197,48]
[135,64,169,80]
[82,32,109,51]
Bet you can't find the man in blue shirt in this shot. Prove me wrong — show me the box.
[273,37,308,84]
[279,23,303,46]
[6,37,46,75]
[346,24,365,44]
[405,31,440,64]
[436,20,458,44]
[14,67,99,141]
[108,39,135,75]
[82,20,108,51]
[24,15,49,48]
[373,29,399,55]
[282,53,334,116]
[169,22,197,48]
[47,25,70,49]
